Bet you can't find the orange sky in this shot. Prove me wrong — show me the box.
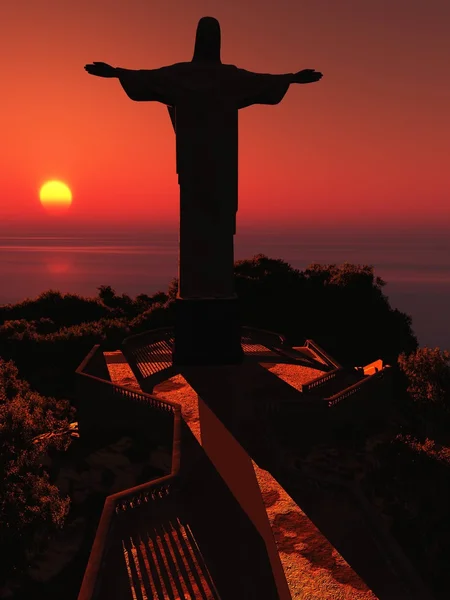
[2,0,449,230]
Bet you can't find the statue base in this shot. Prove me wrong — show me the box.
[172,297,244,366]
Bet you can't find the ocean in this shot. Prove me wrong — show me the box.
[0,225,449,351]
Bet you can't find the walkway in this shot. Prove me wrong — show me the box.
[81,329,433,600]
[103,345,380,600]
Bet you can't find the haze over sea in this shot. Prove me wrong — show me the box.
[1,222,449,352]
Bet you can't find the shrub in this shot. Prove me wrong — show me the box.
[0,359,74,587]
[0,290,112,328]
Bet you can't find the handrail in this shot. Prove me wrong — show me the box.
[76,345,101,375]
[76,346,182,600]
[76,344,112,382]
[241,326,287,348]
[327,367,390,407]
[76,370,176,414]
[125,325,287,350]
[304,339,342,369]
[122,326,174,349]
[122,328,176,391]
[302,367,342,393]
[74,330,346,600]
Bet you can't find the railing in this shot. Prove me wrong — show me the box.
[241,326,287,348]
[302,367,342,393]
[75,372,176,437]
[113,476,174,513]
[78,473,179,600]
[123,326,174,350]
[122,328,175,390]
[74,331,349,600]
[304,339,342,369]
[76,344,112,382]
[327,367,390,407]
[110,383,175,413]
[76,346,182,600]
[241,326,320,366]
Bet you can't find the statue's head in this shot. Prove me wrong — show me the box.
[192,17,221,63]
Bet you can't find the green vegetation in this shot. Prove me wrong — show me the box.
[0,359,74,589]
[1,256,449,597]
[234,256,417,366]
[301,346,450,599]
[0,258,418,399]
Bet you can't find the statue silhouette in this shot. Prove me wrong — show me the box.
[85,16,322,364]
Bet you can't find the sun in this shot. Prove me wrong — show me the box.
[39,180,73,213]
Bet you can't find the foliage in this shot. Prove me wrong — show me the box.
[235,256,417,366]
[0,257,418,396]
[97,285,134,314]
[359,434,450,598]
[398,347,450,438]
[0,359,74,586]
[167,277,179,300]
[135,291,168,309]
[0,290,112,328]
[235,254,305,343]
[398,347,450,409]
[97,286,169,319]
[0,317,130,398]
[128,301,175,335]
[0,257,444,594]
[302,342,450,599]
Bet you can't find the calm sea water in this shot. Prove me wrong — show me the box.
[0,226,449,351]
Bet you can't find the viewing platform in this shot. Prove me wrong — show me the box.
[75,327,433,600]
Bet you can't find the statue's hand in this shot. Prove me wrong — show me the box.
[84,62,117,78]
[292,69,323,84]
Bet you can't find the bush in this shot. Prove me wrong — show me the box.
[398,347,450,438]
[235,256,418,366]
[0,290,112,328]
[129,301,175,335]
[0,359,74,587]
[0,258,418,396]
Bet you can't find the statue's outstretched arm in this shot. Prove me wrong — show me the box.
[84,62,162,81]
[84,62,119,78]
[246,69,323,84]
[85,62,176,105]
[292,69,323,84]
[235,67,323,109]
[237,68,322,85]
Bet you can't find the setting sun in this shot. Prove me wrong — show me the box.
[39,180,73,213]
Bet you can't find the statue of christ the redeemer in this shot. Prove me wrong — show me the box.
[85,16,322,365]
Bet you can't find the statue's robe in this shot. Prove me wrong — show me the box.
[118,63,291,298]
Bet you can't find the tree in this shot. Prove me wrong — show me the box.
[399,347,450,407]
[398,347,450,438]
[167,277,179,300]
[97,285,116,305]
[0,290,111,329]
[0,359,74,587]
[234,256,417,366]
[235,254,305,335]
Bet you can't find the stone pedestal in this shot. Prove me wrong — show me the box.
[172,297,244,365]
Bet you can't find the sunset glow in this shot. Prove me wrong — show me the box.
[1,1,449,230]
[39,181,73,213]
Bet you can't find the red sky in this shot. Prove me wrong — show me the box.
[2,0,449,231]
